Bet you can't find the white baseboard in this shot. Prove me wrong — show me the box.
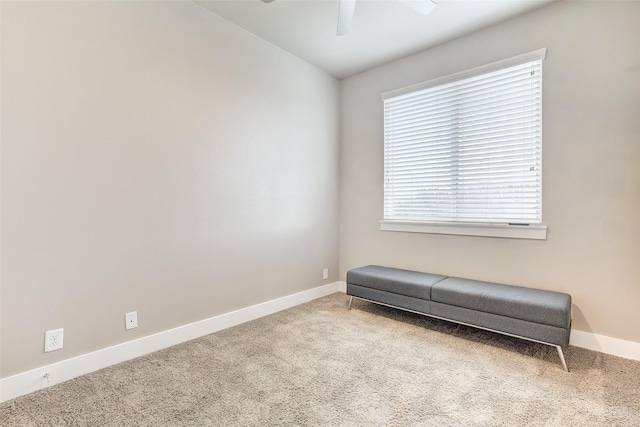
[570,329,640,361]
[338,280,346,293]
[0,281,343,403]
[2,281,638,403]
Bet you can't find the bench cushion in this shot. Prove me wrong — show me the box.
[432,277,571,329]
[346,265,447,300]
[430,300,570,347]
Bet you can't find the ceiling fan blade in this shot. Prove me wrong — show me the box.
[261,0,277,3]
[337,0,357,36]
[398,0,436,16]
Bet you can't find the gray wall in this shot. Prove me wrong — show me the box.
[340,1,640,343]
[1,1,340,376]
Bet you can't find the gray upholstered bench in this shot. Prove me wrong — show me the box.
[346,265,572,371]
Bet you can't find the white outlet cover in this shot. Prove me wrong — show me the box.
[323,268,329,280]
[125,311,138,330]
[45,328,64,353]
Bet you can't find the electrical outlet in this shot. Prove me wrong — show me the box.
[125,311,138,330]
[323,268,329,280]
[44,328,64,353]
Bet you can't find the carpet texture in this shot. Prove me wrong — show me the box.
[1,293,639,426]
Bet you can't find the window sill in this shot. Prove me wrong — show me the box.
[379,221,547,240]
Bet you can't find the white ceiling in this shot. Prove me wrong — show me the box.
[196,0,557,79]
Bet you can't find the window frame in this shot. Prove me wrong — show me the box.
[380,49,547,240]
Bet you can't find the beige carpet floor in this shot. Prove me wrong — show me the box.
[1,293,639,426]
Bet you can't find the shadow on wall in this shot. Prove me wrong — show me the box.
[572,305,589,333]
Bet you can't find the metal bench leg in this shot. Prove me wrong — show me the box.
[347,296,353,310]
[556,346,569,372]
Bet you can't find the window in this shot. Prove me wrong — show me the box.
[381,49,547,239]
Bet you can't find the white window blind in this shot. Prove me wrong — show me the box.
[383,49,545,225]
